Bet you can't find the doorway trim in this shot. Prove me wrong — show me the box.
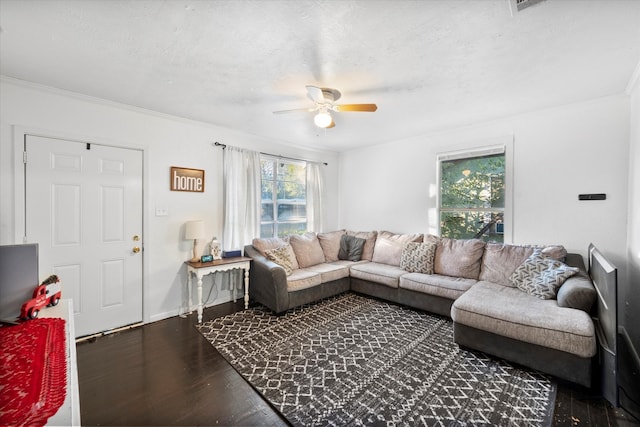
[13,125,150,326]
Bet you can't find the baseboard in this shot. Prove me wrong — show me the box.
[150,292,239,323]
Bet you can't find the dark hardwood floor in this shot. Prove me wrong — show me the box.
[76,299,638,426]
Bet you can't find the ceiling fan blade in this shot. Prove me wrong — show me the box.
[334,103,378,112]
[327,119,336,128]
[306,85,325,103]
[273,107,316,114]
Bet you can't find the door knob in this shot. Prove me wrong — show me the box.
[132,246,141,253]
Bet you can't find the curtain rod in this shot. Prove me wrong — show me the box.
[213,141,328,166]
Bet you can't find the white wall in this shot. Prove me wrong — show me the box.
[339,95,630,266]
[625,70,640,354]
[0,78,340,322]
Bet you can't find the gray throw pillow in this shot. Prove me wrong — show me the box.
[510,249,579,299]
[338,235,366,261]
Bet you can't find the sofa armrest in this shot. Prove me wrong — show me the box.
[244,245,290,313]
[558,253,596,313]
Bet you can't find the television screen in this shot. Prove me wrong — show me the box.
[0,243,39,323]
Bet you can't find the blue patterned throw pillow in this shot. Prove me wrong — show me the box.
[510,249,579,299]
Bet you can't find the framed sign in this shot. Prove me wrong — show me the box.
[170,167,205,192]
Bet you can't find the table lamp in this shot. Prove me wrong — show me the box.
[185,220,204,262]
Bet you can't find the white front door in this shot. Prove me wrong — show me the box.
[25,135,143,337]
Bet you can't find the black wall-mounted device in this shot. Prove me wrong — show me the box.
[579,193,606,201]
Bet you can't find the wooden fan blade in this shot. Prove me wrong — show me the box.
[273,107,315,114]
[334,104,378,112]
[327,119,336,128]
[306,85,325,103]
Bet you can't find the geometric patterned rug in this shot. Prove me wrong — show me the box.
[197,293,556,426]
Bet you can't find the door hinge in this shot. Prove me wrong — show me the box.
[23,151,27,164]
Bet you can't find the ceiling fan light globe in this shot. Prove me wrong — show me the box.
[314,112,333,128]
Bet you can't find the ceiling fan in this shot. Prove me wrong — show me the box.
[273,85,377,128]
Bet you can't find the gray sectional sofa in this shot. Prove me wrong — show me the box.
[243,229,597,387]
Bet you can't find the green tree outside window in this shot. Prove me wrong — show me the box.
[440,153,505,242]
[261,158,307,238]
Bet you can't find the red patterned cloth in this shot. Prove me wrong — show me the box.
[0,318,67,427]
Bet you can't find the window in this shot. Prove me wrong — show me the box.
[438,147,505,242]
[260,156,307,238]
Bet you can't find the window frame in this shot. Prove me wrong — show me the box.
[436,140,513,243]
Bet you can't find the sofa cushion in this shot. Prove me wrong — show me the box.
[371,231,423,266]
[264,246,295,276]
[399,273,476,300]
[479,243,534,287]
[306,263,351,283]
[346,231,378,261]
[289,232,326,268]
[451,281,596,358]
[252,237,299,270]
[349,262,406,288]
[400,242,437,274]
[317,230,346,262]
[338,235,366,261]
[434,238,486,280]
[286,269,322,292]
[510,249,579,299]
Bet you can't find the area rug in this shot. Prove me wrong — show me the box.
[197,293,556,426]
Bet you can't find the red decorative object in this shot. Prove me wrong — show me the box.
[0,318,67,427]
[20,275,62,320]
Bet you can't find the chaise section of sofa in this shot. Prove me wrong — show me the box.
[451,251,597,387]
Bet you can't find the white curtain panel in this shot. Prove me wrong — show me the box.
[222,146,261,251]
[306,162,325,233]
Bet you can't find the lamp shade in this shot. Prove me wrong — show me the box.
[185,220,204,240]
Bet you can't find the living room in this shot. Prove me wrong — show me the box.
[1,0,639,425]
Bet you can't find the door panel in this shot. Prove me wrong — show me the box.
[25,135,143,337]
[102,186,125,242]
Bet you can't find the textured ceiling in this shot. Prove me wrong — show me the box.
[1,0,639,152]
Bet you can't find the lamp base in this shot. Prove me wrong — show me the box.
[190,239,199,263]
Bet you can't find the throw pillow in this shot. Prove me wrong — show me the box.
[317,230,346,262]
[252,237,299,270]
[510,249,579,299]
[346,231,377,261]
[289,232,326,268]
[371,231,423,266]
[400,242,437,274]
[338,235,366,261]
[264,246,295,276]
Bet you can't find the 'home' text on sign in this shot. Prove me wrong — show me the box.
[170,167,205,192]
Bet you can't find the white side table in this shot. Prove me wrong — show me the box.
[185,257,252,323]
